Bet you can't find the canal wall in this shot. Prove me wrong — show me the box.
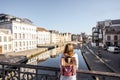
[0,48,47,64]
[27,46,64,65]
[81,51,92,71]
[0,43,65,64]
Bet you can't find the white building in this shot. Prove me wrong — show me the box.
[37,27,50,45]
[63,33,71,42]
[0,14,37,52]
[49,30,57,44]
[0,29,12,54]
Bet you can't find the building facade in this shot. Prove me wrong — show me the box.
[0,29,12,54]
[49,30,57,44]
[103,20,120,47]
[0,13,73,54]
[92,19,120,47]
[63,33,71,43]
[0,14,37,52]
[37,27,50,45]
[71,34,83,42]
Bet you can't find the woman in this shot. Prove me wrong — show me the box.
[60,43,79,80]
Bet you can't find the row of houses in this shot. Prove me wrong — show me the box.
[92,19,120,48]
[0,13,72,54]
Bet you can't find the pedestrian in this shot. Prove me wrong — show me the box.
[60,43,79,80]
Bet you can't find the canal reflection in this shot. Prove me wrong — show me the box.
[38,49,88,70]
[37,45,92,80]
[31,44,93,80]
[27,46,64,65]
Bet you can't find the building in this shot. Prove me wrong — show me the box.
[103,20,120,47]
[49,30,57,44]
[0,29,12,54]
[37,27,50,45]
[59,33,65,43]
[0,13,37,52]
[71,34,83,42]
[63,33,71,43]
[92,19,120,47]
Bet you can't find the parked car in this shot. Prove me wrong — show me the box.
[107,46,120,53]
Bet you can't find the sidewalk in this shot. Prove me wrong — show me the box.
[82,45,112,72]
[5,48,47,58]
[0,48,47,63]
[87,43,120,73]
[81,44,120,80]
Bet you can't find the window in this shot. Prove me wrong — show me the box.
[9,36,11,41]
[23,41,25,46]
[106,42,111,46]
[15,42,17,47]
[27,41,28,46]
[23,34,25,39]
[107,36,111,40]
[14,26,17,29]
[19,33,21,39]
[4,36,7,42]
[20,42,22,47]
[0,36,2,42]
[114,35,118,40]
[8,44,11,50]
[23,27,25,30]
[114,42,118,46]
[4,45,7,50]
[14,33,17,39]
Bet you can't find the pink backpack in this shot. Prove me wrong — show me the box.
[60,57,76,76]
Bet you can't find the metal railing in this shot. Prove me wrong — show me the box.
[0,62,120,80]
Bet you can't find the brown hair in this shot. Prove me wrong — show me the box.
[64,43,74,57]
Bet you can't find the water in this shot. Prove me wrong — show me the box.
[37,48,94,80]
[38,49,88,70]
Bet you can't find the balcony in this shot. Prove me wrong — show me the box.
[93,37,99,40]
[93,33,99,37]
[0,62,120,80]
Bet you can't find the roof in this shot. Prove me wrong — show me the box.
[111,19,120,24]
[0,13,33,25]
[37,27,48,32]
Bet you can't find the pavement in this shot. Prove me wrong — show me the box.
[87,43,120,73]
[0,48,47,63]
[81,45,114,72]
[81,44,120,80]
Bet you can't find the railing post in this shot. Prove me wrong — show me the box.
[55,71,59,80]
[17,66,20,80]
[2,65,5,80]
[36,67,38,80]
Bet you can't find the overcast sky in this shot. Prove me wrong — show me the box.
[0,0,120,34]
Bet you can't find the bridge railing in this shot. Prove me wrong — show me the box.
[0,62,120,80]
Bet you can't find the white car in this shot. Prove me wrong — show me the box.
[107,46,120,53]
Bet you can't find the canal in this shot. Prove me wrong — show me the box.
[38,49,88,70]
[37,48,93,80]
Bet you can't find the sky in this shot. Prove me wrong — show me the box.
[0,0,120,35]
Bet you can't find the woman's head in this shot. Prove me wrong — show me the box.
[64,43,74,57]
